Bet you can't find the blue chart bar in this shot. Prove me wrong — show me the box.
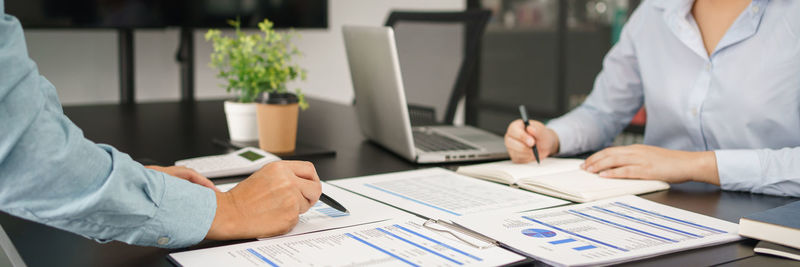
[345,233,420,267]
[549,238,577,245]
[363,183,462,216]
[317,206,349,218]
[592,206,703,238]
[393,224,483,262]
[247,248,280,267]
[568,210,678,243]
[613,202,727,234]
[573,245,597,251]
[376,228,463,265]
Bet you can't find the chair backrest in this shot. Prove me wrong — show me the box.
[0,224,26,267]
[385,10,490,125]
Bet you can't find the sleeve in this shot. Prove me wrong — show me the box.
[0,9,217,248]
[716,149,800,197]
[546,4,646,156]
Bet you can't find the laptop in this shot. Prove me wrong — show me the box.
[0,225,26,267]
[343,25,509,163]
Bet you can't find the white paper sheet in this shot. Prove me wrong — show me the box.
[216,181,413,238]
[169,219,526,267]
[456,195,741,267]
[328,168,569,221]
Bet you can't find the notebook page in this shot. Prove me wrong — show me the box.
[520,170,669,201]
[458,158,584,182]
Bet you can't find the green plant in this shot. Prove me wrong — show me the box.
[205,18,308,109]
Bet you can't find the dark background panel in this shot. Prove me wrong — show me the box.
[4,0,327,28]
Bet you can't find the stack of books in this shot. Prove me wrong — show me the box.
[739,200,800,261]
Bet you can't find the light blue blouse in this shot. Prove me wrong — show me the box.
[0,1,216,248]
[548,0,800,197]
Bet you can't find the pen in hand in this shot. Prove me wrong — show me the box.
[319,193,349,213]
[518,105,541,165]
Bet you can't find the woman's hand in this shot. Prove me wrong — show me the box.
[145,165,220,192]
[581,144,720,185]
[504,119,560,163]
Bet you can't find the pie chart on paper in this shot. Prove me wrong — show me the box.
[522,228,556,238]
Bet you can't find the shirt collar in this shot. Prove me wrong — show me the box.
[653,0,768,61]
[651,0,694,14]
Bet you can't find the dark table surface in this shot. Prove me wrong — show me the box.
[1,99,798,267]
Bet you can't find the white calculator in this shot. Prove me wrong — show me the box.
[175,147,280,178]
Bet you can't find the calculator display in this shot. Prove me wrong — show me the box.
[238,151,265,161]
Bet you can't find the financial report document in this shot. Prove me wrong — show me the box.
[456,195,741,267]
[217,182,412,237]
[169,219,525,267]
[329,168,569,221]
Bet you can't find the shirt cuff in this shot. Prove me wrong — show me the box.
[715,150,763,192]
[143,173,217,248]
[547,118,580,156]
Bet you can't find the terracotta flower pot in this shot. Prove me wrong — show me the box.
[256,93,299,153]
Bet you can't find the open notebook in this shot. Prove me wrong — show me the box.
[456,158,669,202]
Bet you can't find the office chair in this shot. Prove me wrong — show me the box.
[0,224,26,267]
[385,10,490,126]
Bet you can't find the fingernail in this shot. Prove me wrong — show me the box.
[526,138,534,146]
[587,166,595,172]
[598,171,608,177]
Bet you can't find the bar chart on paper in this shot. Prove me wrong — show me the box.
[456,195,741,266]
[169,220,525,267]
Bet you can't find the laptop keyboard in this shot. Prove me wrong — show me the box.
[413,130,477,152]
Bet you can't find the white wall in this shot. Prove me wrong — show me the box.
[135,29,181,102]
[22,0,465,106]
[24,30,120,105]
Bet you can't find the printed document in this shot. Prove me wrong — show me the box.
[169,219,526,267]
[217,181,412,237]
[329,168,569,221]
[456,195,740,266]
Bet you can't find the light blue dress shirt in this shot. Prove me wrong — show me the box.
[548,0,800,197]
[0,1,216,248]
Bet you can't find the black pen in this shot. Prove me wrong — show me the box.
[319,193,349,213]
[518,105,541,165]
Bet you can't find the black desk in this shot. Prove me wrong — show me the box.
[1,99,797,267]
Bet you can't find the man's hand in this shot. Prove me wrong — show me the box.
[504,119,560,163]
[205,161,322,240]
[145,165,219,192]
[581,144,720,185]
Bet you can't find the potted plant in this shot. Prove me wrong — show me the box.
[206,18,308,153]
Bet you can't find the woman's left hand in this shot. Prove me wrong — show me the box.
[581,144,720,185]
[145,165,221,192]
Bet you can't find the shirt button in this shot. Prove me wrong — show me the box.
[705,63,712,71]
[691,107,698,116]
[157,237,170,245]
[752,6,760,13]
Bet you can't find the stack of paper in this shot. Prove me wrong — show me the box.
[171,168,742,267]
